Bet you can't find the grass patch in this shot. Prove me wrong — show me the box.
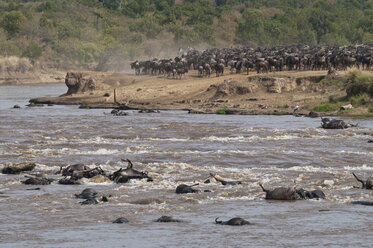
[79,105,91,109]
[216,107,227,115]
[311,102,338,112]
[321,78,345,87]
[368,104,373,113]
[277,104,289,109]
[349,93,371,106]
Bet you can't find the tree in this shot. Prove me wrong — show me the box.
[1,11,26,38]
[22,41,43,63]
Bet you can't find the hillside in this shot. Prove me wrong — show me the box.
[0,0,372,70]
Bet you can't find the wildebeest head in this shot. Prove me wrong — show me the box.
[60,164,90,177]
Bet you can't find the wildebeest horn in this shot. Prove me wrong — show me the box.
[121,159,133,169]
[259,184,269,193]
[215,217,222,224]
[352,172,365,188]
[56,166,63,175]
[190,183,199,187]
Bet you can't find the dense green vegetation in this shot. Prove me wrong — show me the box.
[0,0,372,68]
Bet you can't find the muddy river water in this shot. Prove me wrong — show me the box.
[1,84,373,247]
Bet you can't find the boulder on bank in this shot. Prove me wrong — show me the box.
[64,72,96,95]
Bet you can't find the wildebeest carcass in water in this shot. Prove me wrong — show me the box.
[75,188,110,205]
[75,188,98,199]
[321,117,356,129]
[109,159,153,183]
[259,184,325,200]
[175,183,199,194]
[206,173,241,186]
[22,173,54,185]
[215,217,251,226]
[59,164,105,178]
[58,164,106,184]
[352,172,373,189]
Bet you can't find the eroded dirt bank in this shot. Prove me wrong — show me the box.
[30,70,346,115]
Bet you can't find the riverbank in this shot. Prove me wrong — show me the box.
[28,69,373,117]
[0,69,66,85]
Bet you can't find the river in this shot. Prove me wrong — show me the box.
[1,84,373,247]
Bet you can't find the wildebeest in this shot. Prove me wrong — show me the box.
[321,117,356,129]
[59,164,87,177]
[215,63,224,77]
[22,174,54,185]
[75,188,98,199]
[352,172,373,189]
[80,198,98,205]
[109,159,153,183]
[259,184,325,200]
[155,216,183,222]
[113,217,129,224]
[111,109,128,116]
[208,173,241,186]
[295,188,326,199]
[175,183,199,194]
[58,164,105,184]
[259,184,300,200]
[215,217,251,226]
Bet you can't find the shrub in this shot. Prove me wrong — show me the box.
[22,41,43,63]
[216,106,227,114]
[345,70,373,97]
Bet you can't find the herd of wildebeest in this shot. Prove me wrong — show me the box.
[1,136,373,225]
[130,44,373,78]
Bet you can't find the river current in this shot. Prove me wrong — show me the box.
[1,84,373,247]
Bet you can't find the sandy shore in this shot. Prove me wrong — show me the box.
[28,69,356,116]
